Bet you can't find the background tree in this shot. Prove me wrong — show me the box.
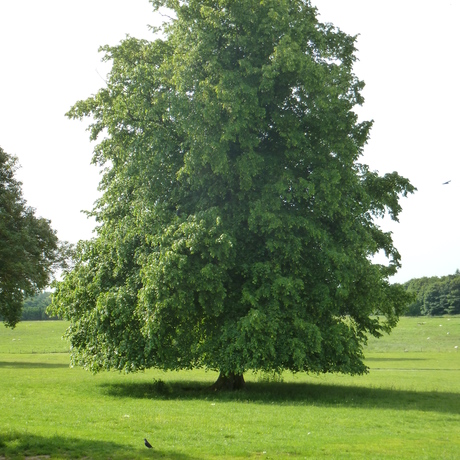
[0,147,62,328]
[51,0,415,389]
[403,277,431,316]
[423,284,445,316]
[21,291,55,321]
[446,276,460,315]
[403,271,460,316]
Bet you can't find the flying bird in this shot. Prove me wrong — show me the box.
[442,180,451,185]
[144,438,153,449]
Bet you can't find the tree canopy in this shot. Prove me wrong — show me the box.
[51,0,415,388]
[0,147,62,328]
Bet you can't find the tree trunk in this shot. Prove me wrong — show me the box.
[210,372,245,391]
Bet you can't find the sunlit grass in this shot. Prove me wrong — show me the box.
[0,318,459,459]
[365,315,460,352]
[0,321,69,354]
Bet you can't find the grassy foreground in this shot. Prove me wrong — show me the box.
[0,318,459,459]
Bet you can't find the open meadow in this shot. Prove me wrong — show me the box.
[0,318,459,459]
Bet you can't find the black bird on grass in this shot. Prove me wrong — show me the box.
[144,438,153,449]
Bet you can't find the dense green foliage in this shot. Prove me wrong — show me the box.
[403,270,460,316]
[0,147,63,328]
[51,0,415,384]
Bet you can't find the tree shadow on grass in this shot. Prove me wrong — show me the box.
[99,379,460,415]
[0,432,198,460]
[0,361,69,369]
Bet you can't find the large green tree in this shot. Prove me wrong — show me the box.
[51,0,415,389]
[0,147,61,328]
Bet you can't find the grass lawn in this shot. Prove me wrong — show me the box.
[0,318,459,459]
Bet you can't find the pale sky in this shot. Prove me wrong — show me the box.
[0,1,459,284]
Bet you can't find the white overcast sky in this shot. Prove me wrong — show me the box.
[0,0,459,284]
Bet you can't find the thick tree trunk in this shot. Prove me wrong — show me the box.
[210,372,245,391]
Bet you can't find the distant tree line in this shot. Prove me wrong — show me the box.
[0,291,56,322]
[403,270,460,316]
[21,291,57,320]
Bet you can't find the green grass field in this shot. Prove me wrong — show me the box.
[0,317,459,459]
